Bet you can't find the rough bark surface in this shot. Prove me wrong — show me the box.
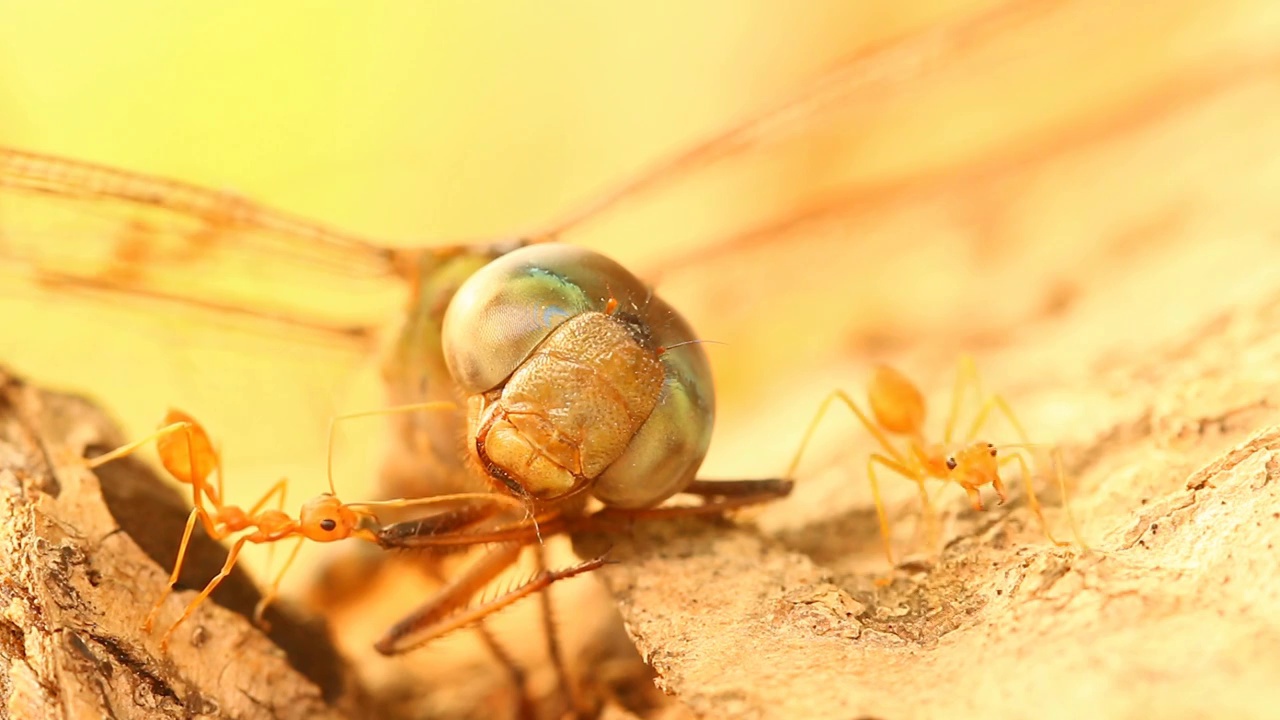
[0,371,368,720]
[575,285,1280,720]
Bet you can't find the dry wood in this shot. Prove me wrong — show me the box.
[0,370,370,720]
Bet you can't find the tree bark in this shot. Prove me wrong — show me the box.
[575,288,1280,720]
[0,370,369,720]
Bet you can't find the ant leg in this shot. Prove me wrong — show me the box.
[375,543,606,656]
[247,478,290,594]
[999,453,1050,537]
[999,452,1070,547]
[944,356,1033,447]
[531,543,583,718]
[955,373,1087,549]
[213,439,226,512]
[252,536,305,629]
[163,421,224,537]
[84,421,191,469]
[976,395,1086,550]
[866,453,928,586]
[249,478,289,527]
[144,505,206,634]
[911,477,942,556]
[965,391,1031,447]
[944,355,982,444]
[786,390,910,480]
[998,445,1090,545]
[1047,447,1089,550]
[159,535,251,651]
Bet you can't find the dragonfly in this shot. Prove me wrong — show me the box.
[4,0,1278,716]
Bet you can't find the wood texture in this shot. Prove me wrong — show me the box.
[0,370,368,720]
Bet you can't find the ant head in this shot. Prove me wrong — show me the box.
[944,442,1001,489]
[298,494,360,542]
[868,365,926,435]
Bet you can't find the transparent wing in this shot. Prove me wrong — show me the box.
[0,146,402,339]
[0,3,1067,346]
[0,148,415,518]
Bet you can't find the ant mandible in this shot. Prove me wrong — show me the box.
[787,356,1086,583]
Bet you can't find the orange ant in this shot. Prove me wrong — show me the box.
[83,402,576,651]
[787,356,1086,582]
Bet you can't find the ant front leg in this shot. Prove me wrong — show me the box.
[951,358,1031,446]
[246,478,292,628]
[999,448,1089,550]
[253,537,305,629]
[944,355,985,444]
[997,452,1062,544]
[1046,446,1089,550]
[787,389,911,480]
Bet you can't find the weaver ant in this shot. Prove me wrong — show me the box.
[84,403,604,651]
[787,356,1086,582]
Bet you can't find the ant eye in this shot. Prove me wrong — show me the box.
[990,447,998,457]
[945,457,957,470]
[320,519,337,532]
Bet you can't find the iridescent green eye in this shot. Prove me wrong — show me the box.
[442,244,618,393]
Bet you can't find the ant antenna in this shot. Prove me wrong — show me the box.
[657,338,727,356]
[326,401,460,496]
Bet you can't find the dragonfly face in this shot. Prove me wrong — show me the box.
[442,243,714,508]
[375,239,716,509]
